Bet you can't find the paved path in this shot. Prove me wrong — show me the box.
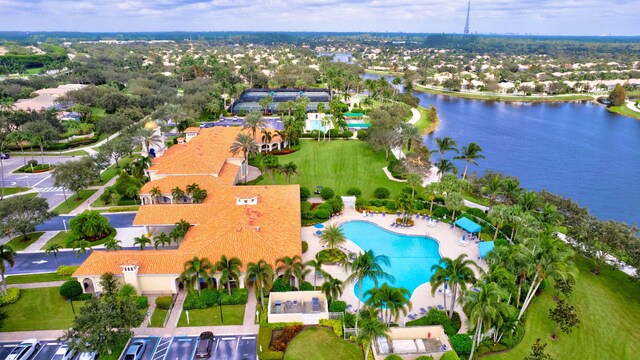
[407,107,420,125]
[23,231,59,252]
[167,291,187,328]
[69,177,118,215]
[626,101,640,113]
[9,281,65,289]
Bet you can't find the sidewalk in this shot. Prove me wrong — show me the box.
[10,281,65,289]
[23,231,59,252]
[69,176,118,215]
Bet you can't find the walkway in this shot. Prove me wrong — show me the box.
[9,281,65,289]
[626,101,640,113]
[23,231,59,252]
[69,176,118,215]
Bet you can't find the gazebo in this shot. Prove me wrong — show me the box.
[478,241,496,259]
[454,217,482,234]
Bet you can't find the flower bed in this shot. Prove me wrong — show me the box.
[315,248,347,265]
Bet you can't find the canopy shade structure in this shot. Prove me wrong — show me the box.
[478,241,495,259]
[344,112,365,117]
[454,217,482,233]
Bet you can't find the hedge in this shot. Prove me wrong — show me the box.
[319,319,343,337]
[136,296,149,309]
[384,355,403,360]
[74,293,93,301]
[300,187,311,201]
[329,300,347,312]
[320,187,335,200]
[449,334,472,358]
[183,288,248,310]
[374,187,391,199]
[440,350,460,360]
[315,209,330,220]
[0,288,21,306]
[59,280,83,300]
[57,265,79,276]
[156,296,173,310]
[108,206,140,212]
[415,357,435,360]
[301,241,308,254]
[299,281,314,291]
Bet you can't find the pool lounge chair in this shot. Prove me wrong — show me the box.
[437,304,445,310]
[407,314,416,320]
[420,307,427,314]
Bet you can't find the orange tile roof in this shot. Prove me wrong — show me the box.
[139,164,239,199]
[184,127,201,133]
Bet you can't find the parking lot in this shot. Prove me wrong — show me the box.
[121,335,256,360]
[0,341,76,359]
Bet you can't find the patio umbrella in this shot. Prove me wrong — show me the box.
[315,230,323,235]
[314,223,325,229]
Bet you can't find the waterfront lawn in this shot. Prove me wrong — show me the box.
[6,232,44,251]
[52,189,97,214]
[284,327,363,360]
[608,105,640,120]
[5,272,73,285]
[148,308,168,328]
[414,106,437,134]
[177,305,245,327]
[486,256,640,360]
[256,140,406,198]
[1,187,30,196]
[0,287,85,331]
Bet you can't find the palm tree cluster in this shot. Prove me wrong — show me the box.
[186,183,208,203]
[260,155,300,185]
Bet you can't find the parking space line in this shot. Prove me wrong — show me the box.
[241,336,255,340]
[31,343,46,358]
[234,338,240,359]
[221,337,235,341]
[188,338,198,360]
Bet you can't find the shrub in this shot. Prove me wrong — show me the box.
[201,288,221,307]
[329,300,347,312]
[271,278,293,292]
[386,201,396,211]
[183,291,207,310]
[384,356,403,360]
[319,202,334,212]
[219,288,249,305]
[74,293,93,301]
[342,130,354,139]
[422,308,456,336]
[136,296,149,309]
[433,206,451,218]
[319,319,343,337]
[356,129,368,140]
[69,210,111,241]
[156,296,173,310]
[373,187,390,199]
[490,343,507,352]
[301,211,315,220]
[118,284,138,298]
[500,321,525,349]
[466,207,488,221]
[449,334,472,358]
[329,196,344,213]
[346,187,361,196]
[0,288,20,306]
[327,129,340,138]
[416,357,435,360]
[343,312,356,328]
[320,187,335,200]
[315,209,330,220]
[300,187,310,201]
[59,280,83,300]
[108,206,139,212]
[495,238,509,247]
[270,324,304,351]
[299,281,314,291]
[440,351,460,360]
[315,248,347,264]
[300,201,312,211]
[355,197,367,210]
[57,265,79,276]
[477,345,491,356]
[301,241,308,254]
[415,201,424,210]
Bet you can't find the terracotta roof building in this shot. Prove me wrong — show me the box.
[74,127,301,295]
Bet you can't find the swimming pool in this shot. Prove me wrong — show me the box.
[340,220,442,301]
[307,119,329,132]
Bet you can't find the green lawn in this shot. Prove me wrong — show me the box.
[148,308,169,327]
[92,337,129,360]
[94,157,133,186]
[90,106,106,119]
[0,187,30,196]
[177,305,245,327]
[1,287,85,331]
[414,106,437,134]
[255,140,406,199]
[6,272,72,284]
[607,105,640,120]
[52,189,97,214]
[6,232,44,251]
[284,327,363,360]
[486,256,640,360]
[40,231,67,249]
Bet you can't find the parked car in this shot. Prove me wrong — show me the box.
[195,331,214,358]
[51,344,76,360]
[123,340,147,360]
[76,351,98,360]
[5,339,39,360]
[0,153,9,160]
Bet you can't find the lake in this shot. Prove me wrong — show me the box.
[361,73,640,225]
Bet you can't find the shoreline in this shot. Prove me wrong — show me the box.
[413,83,594,103]
[363,69,404,77]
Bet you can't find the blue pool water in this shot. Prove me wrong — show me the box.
[340,221,442,300]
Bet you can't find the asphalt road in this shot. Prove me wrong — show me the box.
[1,155,82,189]
[37,213,137,231]
[6,250,91,275]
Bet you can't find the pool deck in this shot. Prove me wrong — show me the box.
[302,208,488,331]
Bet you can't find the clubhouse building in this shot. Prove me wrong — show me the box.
[74,126,301,295]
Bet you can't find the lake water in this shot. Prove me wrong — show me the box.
[361,73,640,225]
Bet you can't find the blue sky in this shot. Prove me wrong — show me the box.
[0,0,638,36]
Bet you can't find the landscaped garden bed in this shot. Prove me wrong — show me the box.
[315,248,347,265]
[12,163,55,173]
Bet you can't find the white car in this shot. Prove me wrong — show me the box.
[76,351,98,360]
[5,339,39,360]
[51,344,75,360]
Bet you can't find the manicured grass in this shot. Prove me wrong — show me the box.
[255,140,406,198]
[93,337,129,360]
[6,272,72,285]
[0,287,85,331]
[284,326,363,360]
[486,256,640,360]
[177,304,245,327]
[40,231,67,249]
[52,189,97,214]
[6,232,44,251]
[414,84,593,102]
[0,187,29,196]
[148,308,169,328]
[607,104,640,120]
[94,157,134,186]
[462,191,490,207]
[414,106,438,134]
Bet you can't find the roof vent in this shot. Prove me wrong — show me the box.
[256,226,261,232]
[236,226,242,232]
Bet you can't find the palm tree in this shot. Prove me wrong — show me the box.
[430,254,480,318]
[291,262,312,290]
[104,238,123,251]
[0,244,16,294]
[261,129,273,144]
[129,156,151,180]
[435,158,457,181]
[45,243,62,266]
[365,284,412,324]
[275,255,302,287]
[321,276,344,303]
[481,175,504,211]
[181,257,214,294]
[401,124,422,152]
[215,255,242,295]
[154,233,172,249]
[245,260,274,306]
[445,192,465,221]
[243,111,266,141]
[305,259,329,289]
[133,235,151,250]
[186,183,199,195]
[460,279,510,360]
[171,187,185,204]
[171,219,190,244]
[343,250,394,331]
[434,137,458,160]
[73,240,92,258]
[229,133,258,183]
[150,186,162,204]
[318,224,347,250]
[357,312,389,360]
[191,188,207,204]
[136,128,163,155]
[517,237,575,320]
[454,142,485,180]
[279,162,299,184]
[261,155,280,184]
[395,193,414,222]
[489,205,511,240]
